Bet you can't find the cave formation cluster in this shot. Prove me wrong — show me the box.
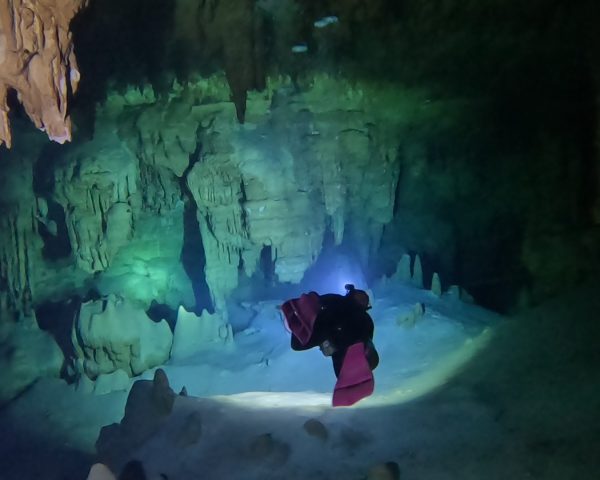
[1,0,599,404]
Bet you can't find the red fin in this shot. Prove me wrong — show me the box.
[332,343,374,407]
[281,292,321,346]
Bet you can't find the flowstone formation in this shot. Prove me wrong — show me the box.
[0,135,45,318]
[53,126,138,273]
[0,0,89,148]
[0,133,68,406]
[48,103,195,308]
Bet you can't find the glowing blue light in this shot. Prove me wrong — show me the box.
[331,258,367,294]
[337,278,355,294]
[302,253,368,295]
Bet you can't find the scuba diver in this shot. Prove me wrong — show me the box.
[282,284,379,406]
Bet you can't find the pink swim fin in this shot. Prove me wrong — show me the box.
[332,342,374,407]
[281,292,321,346]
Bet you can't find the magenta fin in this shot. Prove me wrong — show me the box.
[282,292,321,346]
[332,342,375,406]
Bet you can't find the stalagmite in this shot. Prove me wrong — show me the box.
[431,272,442,297]
[86,464,116,480]
[393,254,412,282]
[412,254,423,288]
[171,306,234,360]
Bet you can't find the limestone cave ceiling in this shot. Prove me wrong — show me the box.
[0,0,599,326]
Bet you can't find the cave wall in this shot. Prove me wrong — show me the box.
[0,72,401,322]
[0,131,45,319]
[0,0,599,326]
[374,0,600,308]
[182,76,399,310]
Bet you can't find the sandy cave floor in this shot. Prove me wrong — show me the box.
[0,282,599,480]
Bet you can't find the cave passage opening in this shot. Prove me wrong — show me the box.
[35,298,81,380]
[259,245,275,284]
[180,196,212,314]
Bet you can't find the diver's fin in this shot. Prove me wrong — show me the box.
[332,342,374,407]
[281,292,321,346]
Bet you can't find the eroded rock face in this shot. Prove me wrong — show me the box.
[71,294,173,379]
[53,126,139,273]
[0,75,400,317]
[182,76,399,310]
[96,369,176,469]
[0,0,88,148]
[50,103,195,308]
[0,320,64,406]
[0,137,46,317]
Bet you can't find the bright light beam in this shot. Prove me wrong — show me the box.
[207,327,493,412]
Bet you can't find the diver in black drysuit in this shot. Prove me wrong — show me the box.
[290,286,379,377]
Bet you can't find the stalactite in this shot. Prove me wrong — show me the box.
[0,0,89,148]
[171,0,266,123]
